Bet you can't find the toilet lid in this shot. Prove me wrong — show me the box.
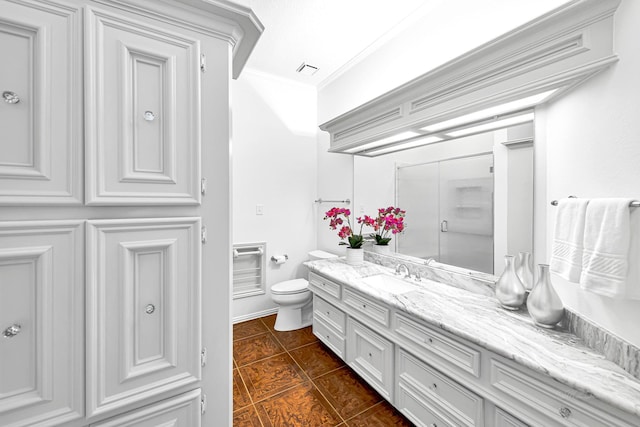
[271,279,309,295]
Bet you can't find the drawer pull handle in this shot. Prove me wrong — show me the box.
[3,324,21,338]
[3,91,20,104]
[143,111,156,121]
[559,407,571,418]
[427,337,433,344]
[430,424,437,427]
[362,304,366,308]
[326,335,330,340]
[145,304,156,314]
[432,383,437,390]
[368,352,372,358]
[326,311,330,316]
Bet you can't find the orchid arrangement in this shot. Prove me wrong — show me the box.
[360,206,406,245]
[323,207,366,249]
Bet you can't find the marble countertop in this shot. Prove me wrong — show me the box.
[305,258,640,418]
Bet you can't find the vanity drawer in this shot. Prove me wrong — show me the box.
[494,407,529,427]
[347,318,394,401]
[343,288,390,327]
[309,272,341,300]
[490,359,634,427]
[396,381,455,427]
[313,294,346,334]
[395,313,481,378]
[397,349,484,427]
[313,315,345,360]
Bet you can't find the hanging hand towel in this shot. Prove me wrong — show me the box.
[580,198,633,297]
[550,198,590,282]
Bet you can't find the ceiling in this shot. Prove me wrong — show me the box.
[232,0,573,88]
[232,0,440,86]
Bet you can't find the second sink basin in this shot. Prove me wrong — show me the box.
[360,274,420,294]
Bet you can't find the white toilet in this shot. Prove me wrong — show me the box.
[271,250,337,331]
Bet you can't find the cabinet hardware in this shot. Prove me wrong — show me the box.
[559,407,571,418]
[201,347,207,367]
[201,177,207,195]
[200,53,207,72]
[2,91,20,104]
[201,226,207,244]
[429,424,438,427]
[432,383,437,390]
[201,394,207,414]
[143,111,156,121]
[145,304,155,314]
[440,220,448,232]
[3,324,21,338]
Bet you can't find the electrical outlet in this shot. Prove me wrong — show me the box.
[256,204,264,215]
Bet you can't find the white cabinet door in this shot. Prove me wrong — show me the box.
[90,389,201,427]
[0,221,83,427]
[0,0,82,205]
[87,218,201,417]
[347,317,394,402]
[85,6,201,205]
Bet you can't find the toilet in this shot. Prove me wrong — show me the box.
[271,250,337,331]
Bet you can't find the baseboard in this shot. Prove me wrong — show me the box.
[233,307,279,324]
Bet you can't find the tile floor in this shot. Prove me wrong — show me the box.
[233,314,414,426]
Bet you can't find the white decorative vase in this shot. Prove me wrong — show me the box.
[527,264,564,328]
[345,248,364,265]
[495,255,526,310]
[515,252,534,293]
[373,244,391,255]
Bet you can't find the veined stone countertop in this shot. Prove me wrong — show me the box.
[304,258,640,418]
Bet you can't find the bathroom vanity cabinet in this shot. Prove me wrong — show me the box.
[308,270,640,427]
[0,0,260,426]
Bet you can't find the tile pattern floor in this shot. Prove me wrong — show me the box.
[233,315,414,427]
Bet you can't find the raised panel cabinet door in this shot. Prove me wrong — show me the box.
[346,317,394,402]
[0,0,82,205]
[85,6,201,205]
[90,389,201,427]
[0,221,84,427]
[87,218,202,417]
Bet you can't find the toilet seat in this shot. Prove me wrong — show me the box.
[271,279,308,295]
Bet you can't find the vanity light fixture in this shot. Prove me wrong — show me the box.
[420,90,556,133]
[342,131,421,154]
[363,135,444,156]
[446,112,535,138]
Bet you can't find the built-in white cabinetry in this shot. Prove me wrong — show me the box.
[90,389,201,427]
[0,221,84,427]
[84,6,201,206]
[0,0,82,205]
[0,0,260,425]
[308,271,640,427]
[87,218,201,417]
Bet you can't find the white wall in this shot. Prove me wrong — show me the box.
[535,0,640,347]
[232,70,319,321]
[317,0,569,123]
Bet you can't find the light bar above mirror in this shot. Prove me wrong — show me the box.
[319,0,620,156]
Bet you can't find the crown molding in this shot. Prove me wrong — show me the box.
[320,0,620,155]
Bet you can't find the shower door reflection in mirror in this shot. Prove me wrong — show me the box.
[397,153,494,274]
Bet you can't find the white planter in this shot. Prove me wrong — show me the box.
[345,248,364,265]
[373,244,391,255]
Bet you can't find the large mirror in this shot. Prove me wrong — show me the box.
[353,122,534,276]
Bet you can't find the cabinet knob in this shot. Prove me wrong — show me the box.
[2,91,20,104]
[430,423,438,427]
[559,407,571,418]
[145,304,156,314]
[432,383,438,390]
[3,324,21,338]
[143,111,156,121]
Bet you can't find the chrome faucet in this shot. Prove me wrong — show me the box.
[395,263,410,278]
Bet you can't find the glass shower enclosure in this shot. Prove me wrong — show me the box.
[396,153,494,274]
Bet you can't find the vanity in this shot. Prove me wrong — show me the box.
[305,257,640,427]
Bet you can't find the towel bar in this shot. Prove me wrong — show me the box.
[314,198,351,204]
[551,197,640,207]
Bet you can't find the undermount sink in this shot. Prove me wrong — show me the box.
[360,274,420,294]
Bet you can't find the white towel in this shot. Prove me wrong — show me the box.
[550,198,590,282]
[580,198,633,297]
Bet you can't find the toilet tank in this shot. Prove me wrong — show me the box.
[308,250,338,260]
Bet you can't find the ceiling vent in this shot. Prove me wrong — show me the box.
[296,62,319,76]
